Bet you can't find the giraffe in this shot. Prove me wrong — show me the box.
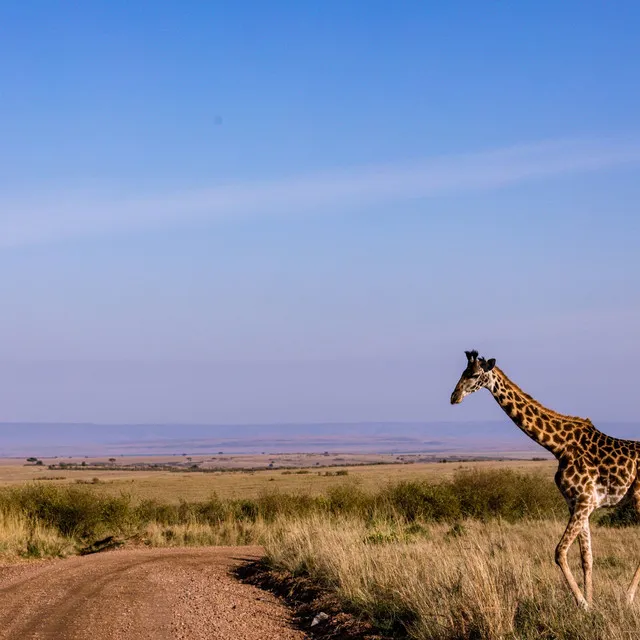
[450,349,640,609]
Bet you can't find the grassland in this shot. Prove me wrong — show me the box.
[264,517,640,640]
[2,458,639,639]
[0,456,556,501]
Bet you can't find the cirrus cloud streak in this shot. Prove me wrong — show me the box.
[1,136,639,247]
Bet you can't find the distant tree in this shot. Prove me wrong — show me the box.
[35,460,43,466]
[108,458,117,465]
[26,457,38,463]
[186,457,192,463]
[81,461,87,467]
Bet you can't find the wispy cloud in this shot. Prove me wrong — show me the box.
[2,136,640,247]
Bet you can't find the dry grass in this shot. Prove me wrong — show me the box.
[0,511,74,558]
[264,516,640,639]
[142,518,269,548]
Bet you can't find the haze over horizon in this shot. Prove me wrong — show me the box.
[1,3,638,429]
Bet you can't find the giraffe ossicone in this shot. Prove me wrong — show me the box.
[451,349,640,609]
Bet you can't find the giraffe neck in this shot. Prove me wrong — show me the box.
[488,367,591,458]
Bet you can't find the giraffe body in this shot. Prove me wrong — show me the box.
[450,350,640,609]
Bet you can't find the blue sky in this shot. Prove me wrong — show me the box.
[0,2,639,426]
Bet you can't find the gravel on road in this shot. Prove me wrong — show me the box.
[0,547,307,640]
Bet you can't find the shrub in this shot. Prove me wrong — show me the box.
[597,498,640,527]
[381,480,461,522]
[450,468,566,521]
[0,485,136,540]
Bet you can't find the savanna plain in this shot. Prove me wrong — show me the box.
[2,454,640,639]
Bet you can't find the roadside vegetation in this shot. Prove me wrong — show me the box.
[2,468,639,639]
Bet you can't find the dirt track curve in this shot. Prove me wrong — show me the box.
[0,547,307,640]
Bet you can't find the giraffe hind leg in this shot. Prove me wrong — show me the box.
[625,480,640,604]
[627,564,640,604]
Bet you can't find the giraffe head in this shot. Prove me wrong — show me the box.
[450,350,496,404]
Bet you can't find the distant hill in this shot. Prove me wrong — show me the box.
[1,421,638,458]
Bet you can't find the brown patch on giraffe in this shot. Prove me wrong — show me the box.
[611,472,626,486]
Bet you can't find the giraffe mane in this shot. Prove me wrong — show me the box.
[495,367,593,426]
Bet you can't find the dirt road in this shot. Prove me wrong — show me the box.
[0,547,307,640]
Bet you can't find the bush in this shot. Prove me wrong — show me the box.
[327,484,375,519]
[0,484,136,540]
[381,480,461,522]
[597,498,640,527]
[450,468,566,521]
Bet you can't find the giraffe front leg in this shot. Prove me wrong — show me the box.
[578,523,593,606]
[556,503,594,609]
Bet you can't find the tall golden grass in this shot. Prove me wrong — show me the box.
[264,516,640,639]
[0,510,74,558]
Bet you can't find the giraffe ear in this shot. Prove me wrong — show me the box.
[481,358,496,372]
